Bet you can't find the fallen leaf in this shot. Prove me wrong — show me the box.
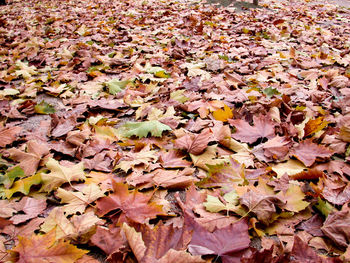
[10,229,87,263]
[174,128,213,155]
[40,158,86,192]
[97,181,165,223]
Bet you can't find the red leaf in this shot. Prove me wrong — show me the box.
[0,126,22,147]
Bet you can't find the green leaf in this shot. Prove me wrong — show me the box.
[263,87,280,98]
[119,120,172,138]
[315,197,334,217]
[4,173,42,199]
[147,66,170,78]
[34,101,56,114]
[0,166,25,188]
[106,79,131,95]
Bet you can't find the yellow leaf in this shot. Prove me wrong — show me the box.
[5,173,42,199]
[212,105,233,122]
[41,158,86,192]
[271,159,306,178]
[278,184,309,212]
[11,229,87,262]
[56,184,105,215]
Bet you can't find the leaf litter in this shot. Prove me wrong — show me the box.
[0,0,350,261]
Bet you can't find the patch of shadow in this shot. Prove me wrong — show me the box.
[202,0,263,12]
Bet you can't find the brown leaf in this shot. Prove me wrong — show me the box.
[0,126,22,147]
[322,210,350,247]
[229,115,275,144]
[185,213,250,259]
[159,150,192,168]
[10,229,87,263]
[90,225,126,260]
[11,197,46,225]
[8,140,49,176]
[174,128,213,155]
[291,139,333,167]
[96,181,165,223]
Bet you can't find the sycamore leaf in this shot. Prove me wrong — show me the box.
[10,197,46,225]
[212,105,233,122]
[105,79,131,95]
[91,226,127,260]
[263,87,280,98]
[321,210,350,247]
[174,128,213,155]
[40,207,75,240]
[271,159,306,178]
[40,158,86,192]
[0,126,22,147]
[190,145,228,171]
[10,229,87,263]
[204,190,239,213]
[69,212,104,242]
[122,222,204,263]
[34,101,56,114]
[291,139,334,167]
[97,181,165,223]
[315,197,334,217]
[229,115,275,144]
[277,184,309,212]
[0,199,17,218]
[8,140,49,176]
[119,120,172,138]
[115,149,158,172]
[0,166,25,188]
[5,173,42,199]
[56,183,105,215]
[185,214,250,259]
[304,117,328,137]
[147,66,170,78]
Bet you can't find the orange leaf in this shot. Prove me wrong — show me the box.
[212,105,233,122]
[304,117,328,137]
[10,229,87,263]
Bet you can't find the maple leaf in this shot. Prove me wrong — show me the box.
[271,159,306,178]
[122,222,204,263]
[10,229,87,263]
[119,120,172,138]
[229,115,275,144]
[0,126,22,147]
[105,78,131,95]
[175,128,213,155]
[8,140,49,176]
[291,139,334,167]
[40,158,86,192]
[56,183,105,215]
[96,181,165,223]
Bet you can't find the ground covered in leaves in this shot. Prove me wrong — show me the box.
[0,0,350,262]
